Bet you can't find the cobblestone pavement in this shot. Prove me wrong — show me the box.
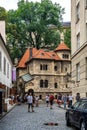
[0,103,76,130]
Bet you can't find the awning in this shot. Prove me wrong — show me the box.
[0,88,5,92]
[21,74,33,83]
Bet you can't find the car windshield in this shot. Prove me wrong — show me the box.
[73,100,87,110]
[73,101,80,109]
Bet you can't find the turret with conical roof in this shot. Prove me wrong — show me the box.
[54,42,71,60]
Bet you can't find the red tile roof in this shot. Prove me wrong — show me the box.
[17,48,38,68]
[17,48,30,68]
[17,48,61,68]
[54,42,70,51]
[17,43,70,68]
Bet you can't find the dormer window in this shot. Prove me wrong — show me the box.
[52,54,55,57]
[41,53,44,56]
[62,54,69,59]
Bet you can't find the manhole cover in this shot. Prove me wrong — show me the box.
[44,123,58,126]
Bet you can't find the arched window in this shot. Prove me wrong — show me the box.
[40,64,42,70]
[54,83,58,88]
[45,80,48,88]
[46,65,48,70]
[40,80,43,87]
[54,66,57,71]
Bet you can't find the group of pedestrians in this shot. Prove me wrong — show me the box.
[17,92,81,112]
[57,92,81,109]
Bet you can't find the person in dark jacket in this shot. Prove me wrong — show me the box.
[76,93,80,102]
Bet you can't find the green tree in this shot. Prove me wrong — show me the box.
[6,0,64,61]
[64,29,71,48]
[0,7,7,21]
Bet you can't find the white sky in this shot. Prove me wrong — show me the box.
[0,0,71,22]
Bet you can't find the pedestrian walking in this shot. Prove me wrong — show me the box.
[27,93,34,112]
[68,93,73,107]
[57,93,62,107]
[62,94,67,109]
[76,93,80,102]
[35,96,39,107]
[49,94,54,109]
[46,94,49,107]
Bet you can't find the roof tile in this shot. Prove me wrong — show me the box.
[55,42,70,51]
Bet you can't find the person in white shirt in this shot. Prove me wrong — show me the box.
[46,94,49,107]
[35,96,39,107]
[27,93,34,112]
[68,93,73,107]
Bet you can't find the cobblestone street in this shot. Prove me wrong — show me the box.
[0,103,76,130]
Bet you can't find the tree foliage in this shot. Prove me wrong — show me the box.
[0,7,7,21]
[6,0,64,61]
[64,28,71,48]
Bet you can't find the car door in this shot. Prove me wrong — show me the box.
[73,101,86,126]
[69,101,80,124]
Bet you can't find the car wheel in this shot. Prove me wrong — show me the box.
[80,121,86,130]
[66,114,71,126]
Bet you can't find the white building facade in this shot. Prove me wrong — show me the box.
[71,0,87,97]
[0,21,13,98]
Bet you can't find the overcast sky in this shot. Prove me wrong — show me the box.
[0,0,71,22]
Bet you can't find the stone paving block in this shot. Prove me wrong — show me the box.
[0,104,76,130]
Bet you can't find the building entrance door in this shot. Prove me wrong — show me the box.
[28,89,34,96]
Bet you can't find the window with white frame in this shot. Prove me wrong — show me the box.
[7,63,9,78]
[77,33,80,49]
[0,51,2,70]
[76,63,80,81]
[3,57,6,74]
[76,2,80,23]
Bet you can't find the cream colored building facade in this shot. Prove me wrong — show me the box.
[71,0,87,97]
[17,43,72,99]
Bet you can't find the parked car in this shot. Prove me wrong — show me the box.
[65,98,87,130]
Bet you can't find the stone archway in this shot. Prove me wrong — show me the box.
[28,89,34,96]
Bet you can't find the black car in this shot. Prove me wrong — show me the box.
[65,98,87,130]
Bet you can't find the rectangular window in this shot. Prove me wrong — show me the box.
[40,64,48,70]
[76,2,80,23]
[0,51,2,70]
[3,57,6,74]
[7,63,9,78]
[76,63,80,81]
[40,80,48,88]
[85,57,87,79]
[77,33,80,49]
[86,0,87,9]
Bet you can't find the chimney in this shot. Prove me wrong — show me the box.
[0,21,6,43]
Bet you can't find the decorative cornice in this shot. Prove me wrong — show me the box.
[71,41,87,59]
